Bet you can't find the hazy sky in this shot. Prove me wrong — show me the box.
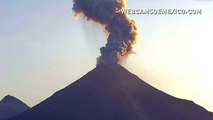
[0,0,213,112]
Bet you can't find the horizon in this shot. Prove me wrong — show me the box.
[0,0,213,112]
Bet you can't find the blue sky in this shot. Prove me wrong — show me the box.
[0,0,213,112]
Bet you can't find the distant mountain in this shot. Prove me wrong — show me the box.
[0,95,29,120]
[9,64,213,120]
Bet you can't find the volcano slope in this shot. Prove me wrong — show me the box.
[9,64,213,120]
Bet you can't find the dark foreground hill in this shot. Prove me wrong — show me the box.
[9,64,213,120]
[0,95,29,120]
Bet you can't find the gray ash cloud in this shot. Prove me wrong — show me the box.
[73,0,138,65]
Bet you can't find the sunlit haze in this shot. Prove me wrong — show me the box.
[0,0,212,112]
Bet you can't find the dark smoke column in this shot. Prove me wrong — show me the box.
[73,0,138,65]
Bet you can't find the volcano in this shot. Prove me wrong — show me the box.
[0,95,29,120]
[9,65,213,120]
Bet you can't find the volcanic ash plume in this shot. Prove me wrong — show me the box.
[73,0,138,65]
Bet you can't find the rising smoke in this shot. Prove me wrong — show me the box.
[73,0,138,65]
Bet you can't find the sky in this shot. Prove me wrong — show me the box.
[0,0,213,112]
